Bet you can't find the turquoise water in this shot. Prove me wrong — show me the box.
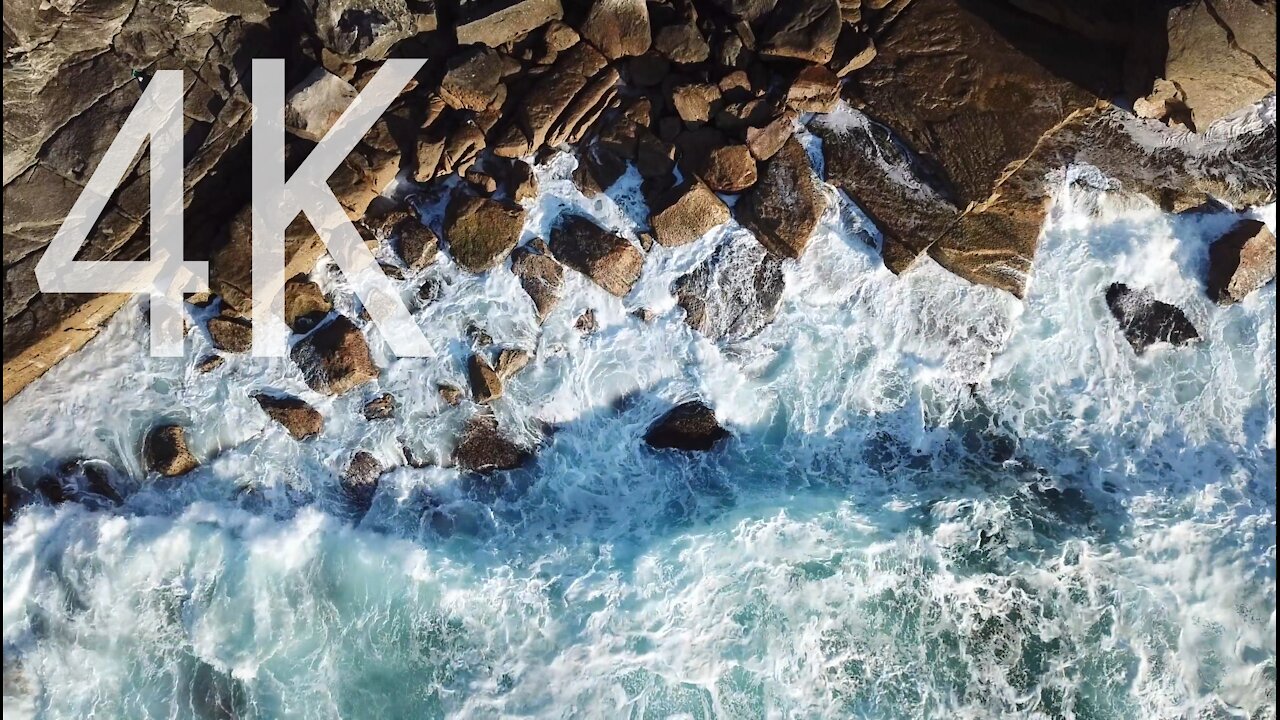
[3,128,1276,719]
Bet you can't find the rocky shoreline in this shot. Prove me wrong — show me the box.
[3,0,1277,521]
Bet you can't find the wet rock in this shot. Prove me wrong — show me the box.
[644,401,730,451]
[196,355,225,374]
[455,0,564,47]
[466,323,494,347]
[438,383,465,406]
[207,314,254,353]
[453,413,534,473]
[549,215,645,296]
[812,110,959,274]
[736,137,824,259]
[579,0,651,59]
[255,394,324,440]
[758,0,841,64]
[1207,220,1276,305]
[444,195,527,273]
[1164,0,1277,130]
[465,168,500,194]
[285,68,360,142]
[697,144,757,193]
[511,245,565,322]
[1105,283,1201,354]
[673,236,786,342]
[284,275,333,333]
[440,47,510,112]
[342,451,383,513]
[144,425,199,477]
[291,316,378,395]
[649,179,731,248]
[3,470,31,524]
[362,392,397,420]
[59,459,124,505]
[394,218,439,271]
[468,353,503,403]
[575,308,599,334]
[503,159,539,202]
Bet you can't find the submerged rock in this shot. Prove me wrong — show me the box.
[511,245,565,322]
[144,425,199,477]
[673,236,786,342]
[438,383,465,407]
[255,394,324,440]
[1207,219,1276,305]
[291,316,378,395]
[1105,283,1201,354]
[362,393,397,420]
[453,413,534,473]
[644,401,730,451]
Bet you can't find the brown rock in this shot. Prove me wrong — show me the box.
[650,179,732,248]
[698,145,758,193]
[1164,0,1277,130]
[758,0,841,64]
[144,425,199,477]
[439,383,465,406]
[453,413,534,473]
[652,0,711,64]
[394,219,439,271]
[468,353,504,403]
[579,0,651,59]
[1207,220,1276,305]
[644,401,729,451]
[284,276,333,333]
[362,392,397,420]
[745,113,795,161]
[285,68,360,142]
[444,195,527,272]
[299,0,420,63]
[495,348,532,379]
[465,168,500,194]
[736,137,825,259]
[513,43,620,150]
[195,355,225,374]
[511,246,565,322]
[505,159,539,202]
[575,308,599,334]
[705,0,778,23]
[291,316,378,395]
[672,83,722,124]
[455,0,565,47]
[440,47,509,113]
[549,216,646,296]
[829,26,876,77]
[255,394,324,440]
[207,315,254,353]
[785,65,840,113]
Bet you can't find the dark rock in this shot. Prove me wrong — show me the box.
[207,315,254,353]
[706,0,778,23]
[455,0,564,47]
[453,413,534,473]
[255,394,324,440]
[644,401,730,451]
[652,0,710,64]
[284,275,333,333]
[1207,220,1276,304]
[673,236,786,342]
[439,383,465,406]
[579,0,651,59]
[504,159,539,202]
[465,168,500,194]
[196,355,226,374]
[342,451,383,513]
[144,425,199,477]
[736,137,825,259]
[444,195,527,272]
[440,46,509,112]
[362,392,397,420]
[1105,283,1201,354]
[298,0,418,63]
[829,26,876,77]
[511,245,566,322]
[758,0,841,64]
[466,323,494,347]
[575,308,599,334]
[549,215,645,296]
[3,470,31,524]
[291,316,378,395]
[468,353,503,403]
[627,53,671,87]
[395,219,440,271]
[672,83,721,124]
[649,179,731,248]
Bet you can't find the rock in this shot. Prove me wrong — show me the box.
[736,137,825,259]
[697,145,757,193]
[466,323,494,347]
[468,353,503,403]
[453,413,534,473]
[465,168,500,194]
[291,316,378,395]
[1207,220,1276,304]
[575,308,599,334]
[444,195,527,272]
[745,113,795,161]
[706,0,779,23]
[644,401,730,451]
[633,307,657,323]
[758,0,841,64]
[298,0,419,63]
[495,348,531,379]
[504,159,539,202]
[549,215,646,296]
[673,236,786,342]
[785,65,839,113]
[672,83,722,124]
[144,425,199,477]
[649,179,731,248]
[1105,283,1201,354]
[579,0,651,59]
[812,110,959,274]
[511,245,566,322]
[362,392,397,420]
[394,218,440,271]
[255,394,324,440]
[829,27,876,77]
[1164,0,1277,130]
[627,53,671,87]
[439,383,465,406]
[207,315,254,353]
[636,131,677,179]
[1133,78,1193,129]
[652,0,711,64]
[284,68,360,142]
[342,451,383,513]
[196,355,225,374]
[284,275,333,333]
[455,0,564,47]
[440,47,509,112]
[3,470,31,524]
[502,43,619,152]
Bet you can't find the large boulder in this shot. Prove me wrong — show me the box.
[453,413,534,472]
[144,425,199,477]
[1105,283,1201,354]
[735,137,825,259]
[297,0,422,63]
[1207,219,1276,305]
[468,353,503,403]
[255,393,324,440]
[455,0,564,47]
[579,0,651,59]
[494,43,619,154]
[444,195,527,272]
[649,179,731,248]
[757,0,841,64]
[291,316,378,394]
[644,401,730,451]
[284,68,360,142]
[207,314,255,353]
[812,110,959,274]
[651,0,711,64]
[1163,0,1277,130]
[439,46,511,113]
[549,215,645,296]
[511,244,566,322]
[697,145,758,193]
[673,235,786,342]
[283,275,332,333]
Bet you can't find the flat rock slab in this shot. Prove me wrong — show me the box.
[735,137,825,260]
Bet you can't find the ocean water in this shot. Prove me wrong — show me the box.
[2,121,1276,719]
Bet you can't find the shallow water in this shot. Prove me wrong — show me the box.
[3,121,1276,719]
